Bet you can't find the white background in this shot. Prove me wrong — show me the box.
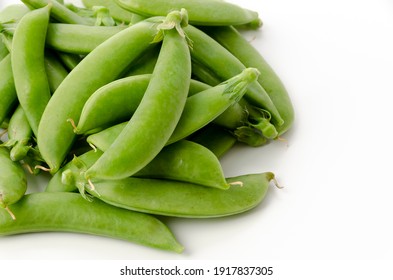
[1,0,393,267]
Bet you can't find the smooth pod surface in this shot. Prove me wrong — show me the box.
[0,192,183,253]
[89,172,275,218]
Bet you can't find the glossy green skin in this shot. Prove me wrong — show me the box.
[89,172,274,218]
[185,25,283,127]
[0,147,27,209]
[37,19,160,174]
[76,75,211,134]
[12,5,52,136]
[124,45,159,76]
[21,0,94,25]
[0,55,17,126]
[85,69,253,150]
[190,124,237,158]
[204,26,295,136]
[85,24,192,181]
[0,192,183,253]
[82,0,135,23]
[46,24,126,55]
[3,106,32,162]
[115,0,260,26]
[135,140,228,189]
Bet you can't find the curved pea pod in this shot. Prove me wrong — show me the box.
[75,75,211,135]
[0,147,27,220]
[44,51,69,93]
[184,25,284,127]
[11,4,52,136]
[61,140,230,193]
[0,55,17,126]
[1,106,33,162]
[115,0,260,26]
[87,172,275,218]
[85,68,260,150]
[0,40,8,62]
[37,18,162,174]
[0,192,184,253]
[84,10,192,181]
[46,24,127,55]
[204,26,295,136]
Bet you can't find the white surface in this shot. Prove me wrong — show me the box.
[1,0,393,261]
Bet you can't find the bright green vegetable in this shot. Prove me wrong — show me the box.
[0,192,184,253]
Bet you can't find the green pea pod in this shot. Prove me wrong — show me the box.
[21,0,95,25]
[84,9,192,181]
[82,0,135,24]
[46,24,127,55]
[85,68,259,152]
[37,18,163,174]
[0,192,183,253]
[56,51,82,70]
[204,26,295,136]
[115,0,260,26]
[1,106,33,162]
[0,40,8,62]
[11,4,52,136]
[0,146,27,220]
[124,45,160,76]
[75,75,211,135]
[87,172,275,218]
[0,55,17,126]
[185,25,284,127]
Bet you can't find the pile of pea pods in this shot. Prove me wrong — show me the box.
[0,0,295,253]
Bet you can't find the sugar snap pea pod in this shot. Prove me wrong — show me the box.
[203,26,295,136]
[37,18,163,174]
[185,25,283,127]
[0,146,27,220]
[11,5,52,136]
[115,0,260,26]
[85,172,275,218]
[0,55,17,126]
[21,0,95,25]
[46,24,126,55]
[190,124,237,158]
[82,0,135,24]
[85,68,258,153]
[64,140,230,191]
[1,106,33,162]
[75,75,210,135]
[84,9,192,181]
[0,192,184,253]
